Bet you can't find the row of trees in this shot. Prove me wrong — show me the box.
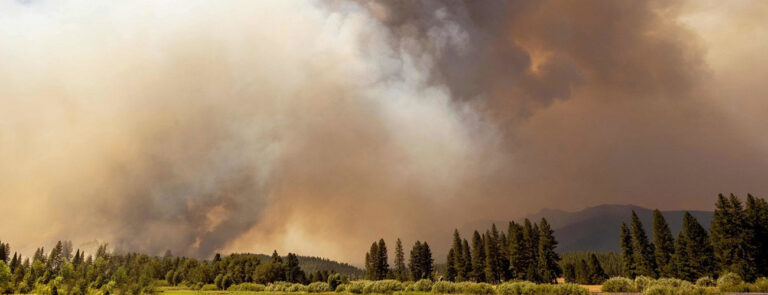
[364,239,434,281]
[364,218,566,284]
[620,194,768,282]
[562,254,608,284]
[0,239,347,294]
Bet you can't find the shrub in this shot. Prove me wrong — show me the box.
[228,282,266,292]
[410,279,434,292]
[635,276,655,292]
[346,281,372,294]
[643,285,678,295]
[200,284,218,291]
[336,283,348,292]
[497,281,536,295]
[653,278,693,289]
[551,283,590,295]
[287,283,309,292]
[456,282,496,295]
[716,272,743,289]
[328,273,347,291]
[266,281,292,292]
[432,281,458,294]
[695,277,715,287]
[401,281,414,290]
[753,277,768,292]
[362,280,403,294]
[308,282,331,293]
[602,277,637,292]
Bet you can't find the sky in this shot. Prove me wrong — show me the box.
[0,0,767,265]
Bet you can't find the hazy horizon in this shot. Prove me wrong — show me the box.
[1,0,767,266]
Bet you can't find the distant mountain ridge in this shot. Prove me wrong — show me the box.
[460,204,713,253]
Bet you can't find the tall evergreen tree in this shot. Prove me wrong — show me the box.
[451,230,466,281]
[745,194,768,277]
[377,239,389,280]
[508,221,525,279]
[520,219,538,281]
[630,211,657,277]
[711,194,756,280]
[587,254,608,284]
[366,242,380,280]
[471,231,486,282]
[284,253,304,283]
[0,242,8,265]
[483,231,501,283]
[537,218,561,283]
[408,241,433,280]
[446,248,457,281]
[563,263,576,283]
[652,209,675,277]
[620,222,636,277]
[671,212,715,281]
[394,238,407,281]
[462,239,473,280]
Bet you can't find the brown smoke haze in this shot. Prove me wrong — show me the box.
[0,0,766,265]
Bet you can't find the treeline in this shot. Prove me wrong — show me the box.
[618,194,768,282]
[365,218,573,284]
[0,241,350,295]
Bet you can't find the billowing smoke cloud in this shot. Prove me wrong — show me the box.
[0,0,766,265]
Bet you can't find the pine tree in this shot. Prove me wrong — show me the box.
[366,242,380,280]
[484,230,501,283]
[451,230,466,281]
[508,221,525,279]
[408,241,422,280]
[537,218,561,283]
[520,219,538,281]
[630,211,657,277]
[446,248,457,281]
[421,242,434,279]
[377,239,389,280]
[652,209,675,277]
[745,194,768,277]
[671,212,715,281]
[711,194,756,280]
[620,222,636,277]
[394,238,407,281]
[0,242,8,265]
[587,254,608,284]
[284,253,304,283]
[471,231,486,282]
[462,239,472,280]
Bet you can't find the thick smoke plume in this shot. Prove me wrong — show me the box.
[1,0,767,264]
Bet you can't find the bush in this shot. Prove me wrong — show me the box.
[308,282,332,293]
[602,277,637,292]
[635,276,654,292]
[363,280,403,294]
[328,273,347,291]
[200,284,218,291]
[497,281,536,295]
[456,282,496,295]
[287,283,309,292]
[410,279,434,292]
[551,283,590,295]
[346,281,372,294]
[336,283,349,292]
[753,277,768,292]
[643,285,678,295]
[266,281,292,292]
[695,277,715,287]
[717,272,743,289]
[432,281,458,294]
[229,282,266,292]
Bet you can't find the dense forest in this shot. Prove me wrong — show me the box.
[613,194,768,282]
[0,243,354,295]
[364,218,565,284]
